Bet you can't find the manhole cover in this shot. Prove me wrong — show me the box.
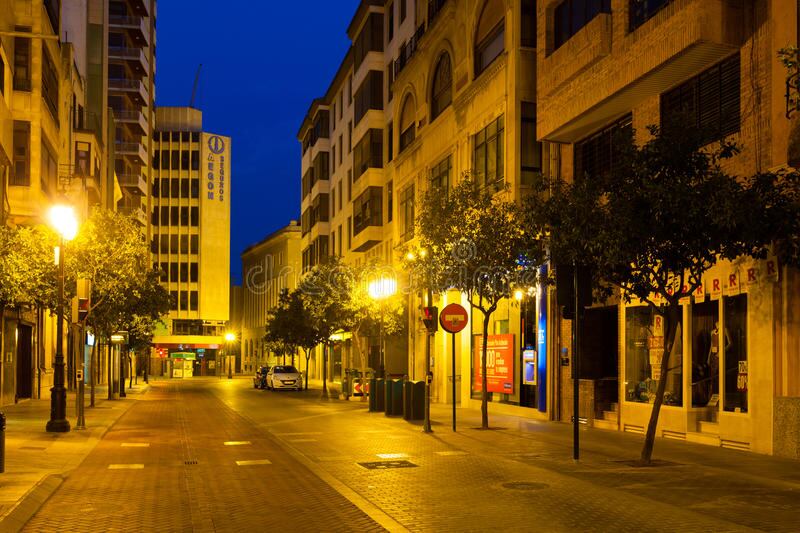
[358,460,418,470]
[502,482,549,491]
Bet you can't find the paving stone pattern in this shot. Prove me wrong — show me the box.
[22,381,383,532]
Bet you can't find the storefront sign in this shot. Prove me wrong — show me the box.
[472,334,514,394]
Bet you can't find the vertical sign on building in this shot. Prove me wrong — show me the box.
[537,265,548,413]
[200,133,232,321]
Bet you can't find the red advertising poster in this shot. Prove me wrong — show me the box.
[472,334,514,394]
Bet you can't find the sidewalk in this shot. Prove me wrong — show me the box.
[0,382,150,532]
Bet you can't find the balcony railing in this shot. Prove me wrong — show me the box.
[113,108,142,120]
[629,0,675,32]
[109,78,140,90]
[109,15,142,27]
[109,46,141,59]
[394,24,427,79]
[115,141,140,152]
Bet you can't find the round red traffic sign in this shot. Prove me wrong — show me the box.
[439,303,468,333]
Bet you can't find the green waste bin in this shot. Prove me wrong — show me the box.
[403,380,425,421]
[385,378,404,416]
[369,378,385,412]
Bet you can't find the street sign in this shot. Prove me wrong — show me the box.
[439,303,468,333]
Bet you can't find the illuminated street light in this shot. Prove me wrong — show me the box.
[368,277,397,378]
[514,289,524,301]
[46,204,78,433]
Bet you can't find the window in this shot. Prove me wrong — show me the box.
[473,115,505,190]
[182,132,190,142]
[521,0,537,47]
[347,217,352,249]
[192,131,200,142]
[347,170,352,201]
[191,207,199,226]
[431,155,451,191]
[661,54,740,144]
[170,262,178,281]
[170,234,179,254]
[338,180,343,211]
[352,186,383,236]
[40,139,57,194]
[11,121,30,185]
[387,122,394,163]
[180,291,188,311]
[354,13,384,70]
[723,294,747,413]
[191,178,199,198]
[400,0,407,22]
[152,208,159,226]
[159,262,168,282]
[431,54,452,121]
[181,150,189,170]
[387,1,394,42]
[574,114,632,181]
[353,129,383,179]
[399,96,416,152]
[625,305,683,406]
[180,263,188,282]
[171,206,179,226]
[161,206,169,226]
[41,48,59,121]
[171,178,179,198]
[191,150,200,170]
[348,121,353,152]
[160,235,168,254]
[180,207,189,226]
[190,291,198,311]
[354,70,384,126]
[191,235,199,254]
[691,299,719,408]
[332,144,336,173]
[170,291,178,311]
[338,226,343,256]
[474,0,505,75]
[630,0,675,32]
[190,263,198,282]
[181,179,189,198]
[553,0,611,50]
[520,102,542,186]
[181,235,189,254]
[153,151,160,170]
[313,152,330,181]
[399,184,414,241]
[338,136,343,167]
[153,178,160,198]
[171,150,179,170]
[13,32,31,91]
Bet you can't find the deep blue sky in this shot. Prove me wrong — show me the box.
[156,1,360,283]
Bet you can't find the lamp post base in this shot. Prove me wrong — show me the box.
[46,418,70,433]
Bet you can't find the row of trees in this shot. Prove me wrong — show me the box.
[409,118,800,463]
[0,209,170,402]
[264,258,403,397]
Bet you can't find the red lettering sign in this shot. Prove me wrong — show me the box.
[747,268,757,283]
[473,334,514,394]
[729,274,738,288]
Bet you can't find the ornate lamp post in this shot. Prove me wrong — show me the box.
[368,277,397,378]
[47,205,78,433]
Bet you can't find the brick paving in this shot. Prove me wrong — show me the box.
[22,380,382,532]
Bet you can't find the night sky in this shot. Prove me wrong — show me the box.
[156,1,360,283]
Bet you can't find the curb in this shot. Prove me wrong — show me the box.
[0,474,64,533]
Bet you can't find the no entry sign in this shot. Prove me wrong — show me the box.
[439,303,468,333]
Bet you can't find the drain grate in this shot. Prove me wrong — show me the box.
[358,460,418,470]
[502,481,549,491]
[20,446,47,451]
[184,460,198,465]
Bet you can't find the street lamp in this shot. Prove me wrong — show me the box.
[368,277,397,378]
[47,204,78,433]
[225,332,236,379]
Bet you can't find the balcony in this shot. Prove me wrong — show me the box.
[115,140,148,165]
[109,46,149,75]
[127,0,150,17]
[113,107,147,135]
[393,24,427,81]
[118,203,147,226]
[538,0,745,142]
[117,173,147,195]
[352,225,383,253]
[109,15,148,44]
[108,78,148,105]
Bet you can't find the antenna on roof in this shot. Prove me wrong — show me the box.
[190,64,202,108]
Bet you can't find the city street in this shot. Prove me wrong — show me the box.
[14,377,800,532]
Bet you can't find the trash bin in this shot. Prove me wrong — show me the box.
[385,378,404,416]
[403,381,425,421]
[369,378,385,412]
[0,411,5,473]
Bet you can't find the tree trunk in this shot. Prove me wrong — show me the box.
[640,303,681,464]
[89,337,96,407]
[321,343,329,399]
[481,313,491,430]
[107,342,113,400]
[304,349,311,391]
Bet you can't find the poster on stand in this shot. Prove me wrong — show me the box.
[472,334,514,394]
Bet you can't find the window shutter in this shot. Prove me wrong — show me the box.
[719,56,741,137]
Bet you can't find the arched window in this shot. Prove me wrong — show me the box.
[399,96,416,152]
[431,53,453,121]
[474,0,505,76]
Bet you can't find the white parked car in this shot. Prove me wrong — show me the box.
[267,365,303,391]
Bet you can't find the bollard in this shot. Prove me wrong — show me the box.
[0,412,5,473]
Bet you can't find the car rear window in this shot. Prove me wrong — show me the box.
[273,366,298,373]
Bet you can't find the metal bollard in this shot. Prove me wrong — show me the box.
[0,412,6,473]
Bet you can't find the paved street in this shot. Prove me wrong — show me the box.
[15,377,800,532]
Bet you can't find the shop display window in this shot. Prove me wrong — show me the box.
[723,295,748,413]
[691,300,719,408]
[624,306,683,406]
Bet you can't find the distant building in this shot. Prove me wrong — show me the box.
[240,221,302,373]
[150,106,231,376]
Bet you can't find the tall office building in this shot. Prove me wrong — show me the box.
[150,107,231,376]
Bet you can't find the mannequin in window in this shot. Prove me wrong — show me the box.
[707,321,731,396]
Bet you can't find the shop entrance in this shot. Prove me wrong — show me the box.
[16,324,33,400]
[581,306,619,421]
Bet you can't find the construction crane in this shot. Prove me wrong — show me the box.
[190,64,202,108]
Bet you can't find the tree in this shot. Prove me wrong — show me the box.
[526,118,800,463]
[264,290,304,368]
[408,177,544,429]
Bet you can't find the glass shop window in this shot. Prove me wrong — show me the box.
[723,294,747,413]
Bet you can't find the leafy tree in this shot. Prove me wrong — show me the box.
[525,118,800,463]
[408,177,544,429]
[264,290,305,368]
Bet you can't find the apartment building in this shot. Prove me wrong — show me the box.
[150,107,231,377]
[107,0,155,230]
[537,0,800,457]
[240,221,302,373]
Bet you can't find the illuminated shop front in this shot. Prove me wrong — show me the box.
[619,257,777,452]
